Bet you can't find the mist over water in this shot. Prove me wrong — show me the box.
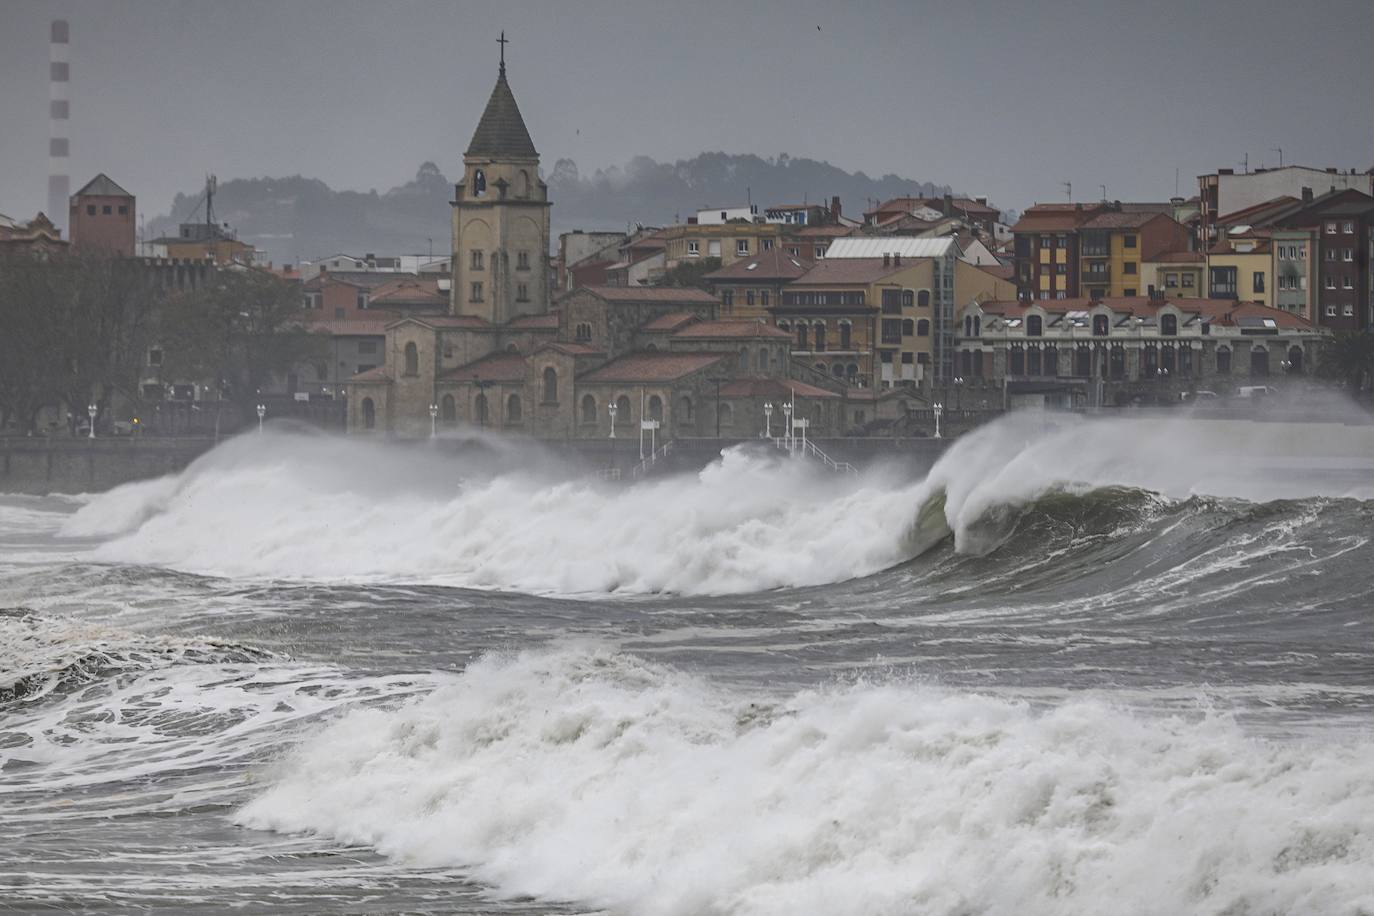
[5,410,1374,913]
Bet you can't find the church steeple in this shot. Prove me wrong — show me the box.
[465,33,538,159]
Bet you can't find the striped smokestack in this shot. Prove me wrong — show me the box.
[48,19,70,236]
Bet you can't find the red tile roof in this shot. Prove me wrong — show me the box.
[640,312,701,332]
[717,378,841,399]
[975,296,1315,330]
[704,249,810,281]
[1081,210,1172,230]
[1215,195,1300,225]
[795,224,856,238]
[442,353,527,383]
[672,320,790,339]
[387,315,491,330]
[791,258,907,286]
[537,341,603,357]
[350,366,390,382]
[1148,250,1204,263]
[976,263,1015,282]
[578,352,726,383]
[578,285,720,304]
[369,278,446,306]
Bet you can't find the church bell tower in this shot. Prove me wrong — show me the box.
[451,33,551,324]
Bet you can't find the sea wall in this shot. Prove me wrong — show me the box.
[0,436,216,495]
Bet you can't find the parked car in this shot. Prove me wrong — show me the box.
[1235,385,1275,400]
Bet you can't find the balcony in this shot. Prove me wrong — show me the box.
[1082,265,1111,284]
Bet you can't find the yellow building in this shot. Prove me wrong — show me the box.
[1078,209,1192,298]
[660,221,787,269]
[1143,251,1205,297]
[1206,236,1272,305]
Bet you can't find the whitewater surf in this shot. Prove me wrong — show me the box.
[3,413,1374,914]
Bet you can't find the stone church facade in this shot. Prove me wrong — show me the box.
[344,52,868,442]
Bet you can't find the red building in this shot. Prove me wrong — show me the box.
[68,173,135,256]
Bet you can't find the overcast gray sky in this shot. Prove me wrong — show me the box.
[3,0,1372,226]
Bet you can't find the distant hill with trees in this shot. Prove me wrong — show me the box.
[145,153,959,266]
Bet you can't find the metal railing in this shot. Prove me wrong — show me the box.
[630,439,674,479]
[770,436,858,475]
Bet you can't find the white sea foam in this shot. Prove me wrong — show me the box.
[57,415,1374,595]
[240,645,1374,916]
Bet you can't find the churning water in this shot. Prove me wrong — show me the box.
[3,413,1374,915]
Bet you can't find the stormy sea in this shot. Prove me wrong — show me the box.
[3,412,1373,915]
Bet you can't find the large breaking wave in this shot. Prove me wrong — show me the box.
[240,644,1374,916]
[58,413,1374,595]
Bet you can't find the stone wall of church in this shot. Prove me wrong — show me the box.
[452,157,550,324]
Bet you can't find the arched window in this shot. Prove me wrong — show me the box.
[542,367,558,403]
[758,347,769,372]
[847,362,859,379]
[1027,314,1043,337]
[1161,344,1176,374]
[404,341,419,376]
[1092,314,1110,336]
[1287,345,1304,374]
[1075,344,1092,377]
[1010,344,1025,375]
[581,394,596,424]
[616,394,631,424]
[506,394,522,423]
[739,348,750,371]
[362,397,375,429]
[1110,344,1126,379]
[832,363,845,376]
[648,395,663,421]
[516,170,530,198]
[917,290,931,308]
[797,324,809,349]
[839,322,852,349]
[1250,346,1269,376]
[475,393,489,425]
[1216,346,1231,374]
[506,343,519,353]
[441,394,456,424]
[814,362,826,373]
[814,323,826,352]
[678,395,693,422]
[1161,313,1178,336]
[1141,344,1158,378]
[717,402,733,430]
[473,168,486,196]
[916,319,930,337]
[575,322,592,342]
[973,316,981,336]
[964,316,972,337]
[902,319,915,336]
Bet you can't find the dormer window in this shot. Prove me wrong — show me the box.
[473,169,486,197]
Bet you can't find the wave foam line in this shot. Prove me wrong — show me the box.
[240,646,1374,916]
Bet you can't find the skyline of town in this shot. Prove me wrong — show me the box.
[3,0,1373,224]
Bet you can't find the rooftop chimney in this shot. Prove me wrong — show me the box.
[893,252,901,266]
[831,195,841,219]
[883,253,891,267]
[1302,186,1313,203]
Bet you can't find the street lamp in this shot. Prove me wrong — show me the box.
[87,403,97,439]
[763,401,774,439]
[933,402,944,439]
[953,375,964,410]
[256,403,266,433]
[428,402,438,438]
[781,401,793,452]
[607,399,618,439]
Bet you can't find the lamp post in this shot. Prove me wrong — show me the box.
[607,399,618,439]
[256,403,266,433]
[953,375,964,410]
[87,403,97,439]
[933,401,944,439]
[428,402,438,438]
[763,401,774,439]
[781,401,793,452]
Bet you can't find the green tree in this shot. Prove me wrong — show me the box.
[654,257,722,291]
[156,268,325,419]
[1318,331,1374,393]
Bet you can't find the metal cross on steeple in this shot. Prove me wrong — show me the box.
[497,31,508,76]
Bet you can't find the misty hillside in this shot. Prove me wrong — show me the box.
[145,153,956,266]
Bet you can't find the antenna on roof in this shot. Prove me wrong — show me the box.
[1062,181,1072,202]
[1099,184,1107,202]
[1240,152,1249,174]
[1271,147,1284,168]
